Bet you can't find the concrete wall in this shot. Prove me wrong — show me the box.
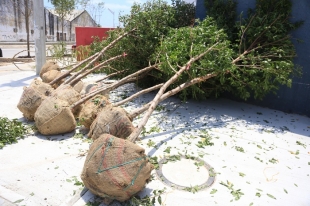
[0,0,35,42]
[0,1,97,42]
[44,9,74,42]
[195,0,310,117]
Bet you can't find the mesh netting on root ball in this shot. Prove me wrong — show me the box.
[88,106,134,140]
[81,134,153,202]
[17,79,53,121]
[34,96,76,135]
[79,95,111,129]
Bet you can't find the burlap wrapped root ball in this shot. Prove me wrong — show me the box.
[39,61,59,79]
[73,80,84,94]
[41,70,62,83]
[53,84,82,117]
[17,78,53,121]
[81,134,154,202]
[34,96,76,135]
[81,82,109,99]
[88,106,134,140]
[79,95,111,129]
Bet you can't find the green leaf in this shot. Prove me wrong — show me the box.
[210,189,218,194]
[13,199,24,203]
[284,189,288,194]
[239,172,246,177]
[267,193,276,200]
[158,195,162,205]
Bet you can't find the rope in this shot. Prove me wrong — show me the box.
[87,137,113,163]
[88,136,148,193]
[124,159,147,191]
[97,137,114,173]
[97,156,145,173]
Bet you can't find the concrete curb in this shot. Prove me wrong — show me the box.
[0,57,35,63]
[0,42,75,46]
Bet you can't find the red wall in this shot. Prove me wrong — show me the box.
[75,27,115,46]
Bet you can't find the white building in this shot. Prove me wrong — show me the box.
[0,0,97,42]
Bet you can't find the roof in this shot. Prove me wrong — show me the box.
[47,9,85,21]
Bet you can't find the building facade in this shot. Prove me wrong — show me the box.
[0,0,97,42]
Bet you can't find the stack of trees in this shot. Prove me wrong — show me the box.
[16,0,302,204]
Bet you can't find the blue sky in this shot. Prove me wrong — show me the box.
[43,0,195,28]
[44,0,171,28]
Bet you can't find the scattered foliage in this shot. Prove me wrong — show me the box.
[0,117,31,149]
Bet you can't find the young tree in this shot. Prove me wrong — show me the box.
[50,0,75,42]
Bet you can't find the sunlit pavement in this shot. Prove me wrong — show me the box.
[0,63,309,206]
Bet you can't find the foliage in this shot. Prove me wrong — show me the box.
[0,117,30,149]
[203,0,303,100]
[171,0,196,28]
[51,0,75,18]
[121,189,165,206]
[88,0,302,101]
[220,180,244,201]
[204,0,238,40]
[152,17,235,99]
[47,42,77,67]
[88,0,196,82]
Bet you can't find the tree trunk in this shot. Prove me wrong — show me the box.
[127,43,219,142]
[25,0,30,57]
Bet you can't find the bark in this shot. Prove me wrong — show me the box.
[50,29,134,86]
[49,52,99,85]
[68,54,123,87]
[95,69,128,83]
[25,0,30,57]
[112,83,164,107]
[63,30,134,85]
[128,73,217,121]
[70,64,158,109]
[127,43,219,142]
